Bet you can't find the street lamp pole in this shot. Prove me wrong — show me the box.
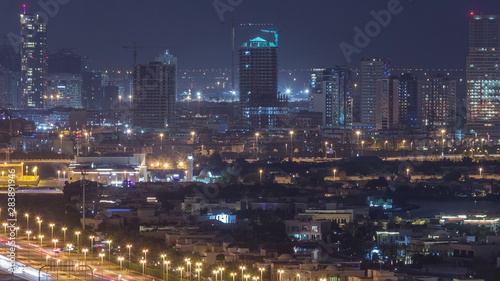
[289,131,294,161]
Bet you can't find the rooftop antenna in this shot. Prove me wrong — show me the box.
[22,4,27,14]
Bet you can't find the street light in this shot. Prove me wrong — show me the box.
[82,248,88,264]
[178,267,184,281]
[118,256,124,270]
[38,235,44,259]
[75,231,81,249]
[142,249,149,261]
[36,218,42,235]
[24,213,29,230]
[239,266,246,281]
[406,168,410,177]
[99,252,105,265]
[90,235,95,255]
[196,268,202,281]
[214,270,219,281]
[289,131,295,161]
[106,240,112,261]
[259,169,263,184]
[333,169,337,181]
[230,272,237,281]
[159,133,164,153]
[258,268,265,281]
[59,134,64,155]
[356,131,361,155]
[277,270,285,281]
[26,231,32,261]
[52,239,58,248]
[324,141,328,158]
[255,132,260,159]
[361,141,365,156]
[165,260,171,281]
[126,244,132,271]
[49,223,55,240]
[479,167,483,177]
[61,227,67,245]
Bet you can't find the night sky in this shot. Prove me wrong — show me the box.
[0,0,497,71]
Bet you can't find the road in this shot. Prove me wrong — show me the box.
[0,235,160,281]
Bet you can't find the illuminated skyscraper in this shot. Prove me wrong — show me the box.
[132,51,176,129]
[310,67,352,128]
[20,12,47,109]
[419,74,456,129]
[239,37,287,129]
[397,73,419,129]
[466,14,500,136]
[375,77,399,130]
[360,58,391,128]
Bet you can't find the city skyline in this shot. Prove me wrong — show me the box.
[0,1,498,71]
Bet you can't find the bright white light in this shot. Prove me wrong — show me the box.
[285,89,291,94]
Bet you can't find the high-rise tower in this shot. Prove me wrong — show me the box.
[132,51,176,129]
[360,58,391,128]
[466,14,500,136]
[20,10,47,109]
[310,67,353,128]
[239,37,287,129]
[419,74,456,129]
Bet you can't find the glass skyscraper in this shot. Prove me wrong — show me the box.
[466,14,500,136]
[20,13,47,109]
[239,37,287,129]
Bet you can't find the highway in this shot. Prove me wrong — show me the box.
[0,235,159,280]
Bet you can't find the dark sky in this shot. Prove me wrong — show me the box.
[0,0,497,70]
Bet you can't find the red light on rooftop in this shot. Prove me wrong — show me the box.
[469,11,475,16]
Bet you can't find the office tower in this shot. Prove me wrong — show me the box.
[48,49,82,74]
[419,74,456,129]
[20,12,47,109]
[360,58,391,128]
[310,67,353,128]
[239,37,287,128]
[82,72,103,110]
[397,73,419,129]
[132,51,176,129]
[46,74,82,109]
[466,14,500,136]
[375,77,399,130]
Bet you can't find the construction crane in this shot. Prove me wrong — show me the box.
[123,42,174,66]
[261,27,279,47]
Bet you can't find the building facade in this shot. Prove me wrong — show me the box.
[466,14,500,136]
[375,77,399,130]
[239,37,287,129]
[133,51,176,129]
[20,12,47,109]
[46,73,82,109]
[360,58,391,129]
[419,74,456,129]
[397,73,420,129]
[310,67,352,128]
